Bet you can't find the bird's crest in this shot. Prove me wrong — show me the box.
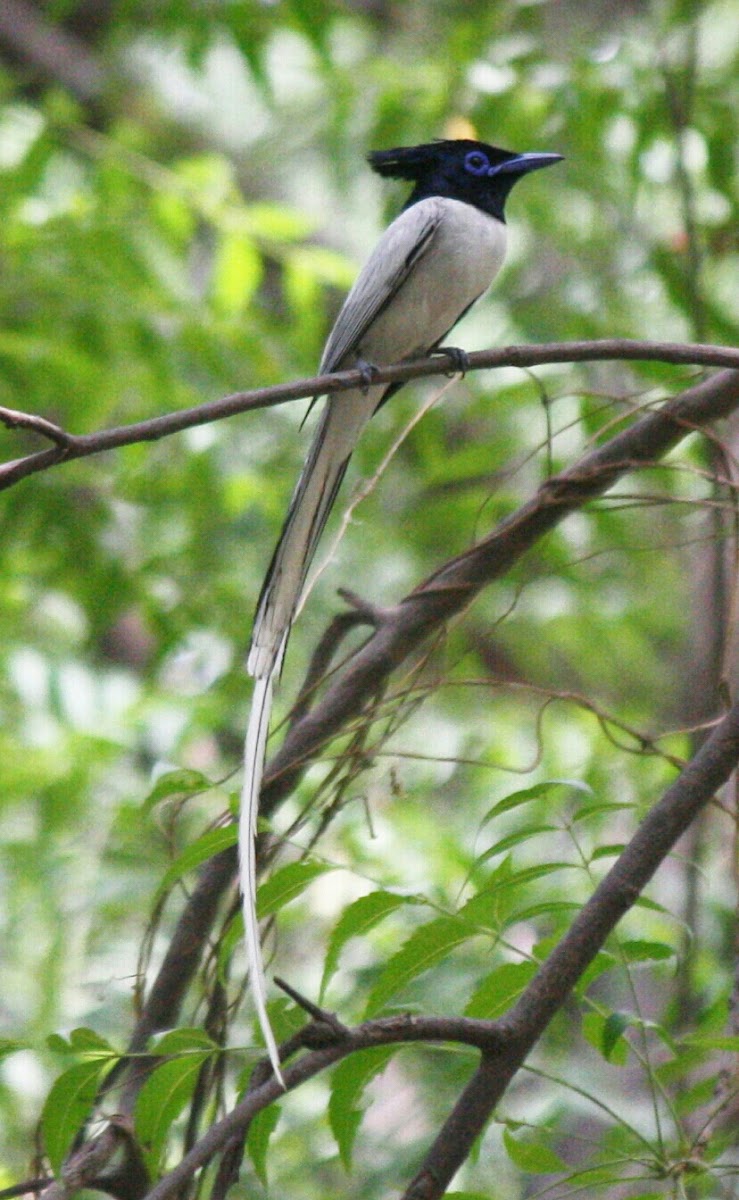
[367,139,513,180]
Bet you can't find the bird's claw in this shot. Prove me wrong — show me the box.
[355,358,380,393]
[435,345,471,376]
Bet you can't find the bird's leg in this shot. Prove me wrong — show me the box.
[433,345,471,376]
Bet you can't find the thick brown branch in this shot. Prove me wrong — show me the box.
[1,341,737,492]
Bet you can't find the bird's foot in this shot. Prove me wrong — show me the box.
[355,358,381,393]
[434,345,471,376]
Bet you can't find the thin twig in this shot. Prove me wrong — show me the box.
[274,976,349,1036]
[0,406,73,448]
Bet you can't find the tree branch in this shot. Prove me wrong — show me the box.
[0,0,104,101]
[260,368,739,819]
[138,1013,511,1200]
[98,366,739,1108]
[1,341,737,492]
[132,699,739,1200]
[116,848,238,1112]
[401,697,739,1198]
[34,361,739,1199]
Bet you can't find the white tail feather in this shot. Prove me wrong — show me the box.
[240,394,378,1085]
[239,673,285,1086]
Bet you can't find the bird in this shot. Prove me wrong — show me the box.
[239,137,563,1082]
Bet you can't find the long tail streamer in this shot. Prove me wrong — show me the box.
[239,673,285,1085]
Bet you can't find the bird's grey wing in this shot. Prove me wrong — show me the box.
[319,198,444,374]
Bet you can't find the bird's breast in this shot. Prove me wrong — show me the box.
[360,197,507,364]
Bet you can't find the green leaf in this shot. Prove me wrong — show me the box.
[446,1194,492,1200]
[590,843,627,860]
[41,1059,110,1174]
[493,862,577,891]
[134,1052,212,1170]
[289,0,333,58]
[619,939,674,963]
[287,243,356,289]
[147,1028,217,1055]
[575,949,618,993]
[244,202,313,242]
[320,891,416,1000]
[582,1012,629,1065]
[329,1046,396,1169]
[143,768,212,812]
[69,1027,116,1055]
[481,779,591,826]
[256,995,304,1051]
[460,862,576,931]
[46,1033,72,1054]
[155,825,237,899]
[684,1034,739,1051]
[602,1011,631,1060]
[633,895,669,914]
[446,1194,494,1199]
[572,801,635,822]
[216,909,245,978]
[465,962,537,1019]
[508,900,581,923]
[480,782,561,824]
[257,860,332,918]
[247,1102,281,1186]
[364,917,476,1017]
[502,1127,566,1174]
[477,824,558,863]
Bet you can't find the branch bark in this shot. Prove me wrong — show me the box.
[2,340,737,492]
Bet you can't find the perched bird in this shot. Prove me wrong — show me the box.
[240,138,563,1081]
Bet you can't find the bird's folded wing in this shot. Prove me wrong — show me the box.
[319,198,444,373]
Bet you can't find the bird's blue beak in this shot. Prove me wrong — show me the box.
[489,152,564,177]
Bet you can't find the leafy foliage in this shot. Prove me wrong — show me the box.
[0,1,738,1198]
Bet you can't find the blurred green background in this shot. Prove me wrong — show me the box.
[0,1,738,1196]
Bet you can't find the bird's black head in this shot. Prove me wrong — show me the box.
[368,138,562,222]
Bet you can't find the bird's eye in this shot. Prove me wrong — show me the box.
[464,150,490,175]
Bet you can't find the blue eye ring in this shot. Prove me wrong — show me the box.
[464,150,490,176]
